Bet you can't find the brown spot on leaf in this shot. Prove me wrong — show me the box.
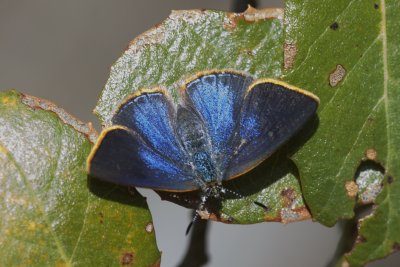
[240,48,255,57]
[198,210,234,224]
[388,176,394,184]
[197,210,211,220]
[280,207,311,223]
[121,252,135,265]
[374,3,379,9]
[281,188,296,206]
[21,93,98,143]
[329,64,346,87]
[150,258,162,267]
[145,222,154,233]
[284,43,297,70]
[345,181,358,198]
[243,6,283,22]
[365,148,377,160]
[226,216,234,223]
[224,7,283,29]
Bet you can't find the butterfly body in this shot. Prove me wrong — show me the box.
[88,70,319,202]
[176,107,219,188]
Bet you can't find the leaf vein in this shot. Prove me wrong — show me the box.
[315,97,384,217]
[69,192,91,264]
[0,141,71,265]
[286,0,358,75]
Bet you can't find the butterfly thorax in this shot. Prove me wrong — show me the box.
[176,106,223,190]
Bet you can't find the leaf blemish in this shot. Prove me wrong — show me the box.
[224,7,283,29]
[284,42,297,70]
[145,222,154,233]
[21,93,98,142]
[329,64,346,87]
[330,22,339,30]
[121,252,135,265]
[387,176,394,184]
[355,161,385,204]
[280,207,311,224]
[1,96,17,106]
[364,148,377,161]
[374,3,379,9]
[240,48,255,57]
[281,188,296,206]
[345,181,358,198]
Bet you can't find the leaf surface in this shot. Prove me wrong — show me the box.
[284,0,400,264]
[0,91,160,267]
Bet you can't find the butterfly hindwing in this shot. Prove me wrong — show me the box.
[88,126,198,191]
[226,80,319,179]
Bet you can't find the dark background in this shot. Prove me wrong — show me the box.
[1,1,398,266]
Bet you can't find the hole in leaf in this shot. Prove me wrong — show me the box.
[354,160,385,205]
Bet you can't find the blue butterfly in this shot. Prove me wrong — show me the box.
[87,70,319,228]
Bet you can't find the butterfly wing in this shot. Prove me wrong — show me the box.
[183,71,254,169]
[88,126,198,191]
[226,79,319,179]
[113,90,188,164]
[88,90,198,191]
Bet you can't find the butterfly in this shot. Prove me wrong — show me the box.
[87,70,319,231]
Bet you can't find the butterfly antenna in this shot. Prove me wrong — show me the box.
[186,189,212,236]
[221,187,269,212]
[185,212,199,235]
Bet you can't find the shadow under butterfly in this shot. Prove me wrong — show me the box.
[87,70,319,234]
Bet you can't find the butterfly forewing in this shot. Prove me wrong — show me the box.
[113,91,189,165]
[225,80,319,179]
[184,72,254,173]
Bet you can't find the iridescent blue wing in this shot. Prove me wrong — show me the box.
[226,79,319,179]
[88,126,198,191]
[112,90,188,164]
[183,71,253,169]
[88,90,198,191]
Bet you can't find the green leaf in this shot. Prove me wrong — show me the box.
[345,1,400,265]
[159,152,311,224]
[94,8,311,224]
[0,91,160,267]
[95,8,284,127]
[221,153,311,224]
[284,0,400,264]
[345,178,400,266]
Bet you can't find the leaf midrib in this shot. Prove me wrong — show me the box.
[381,0,391,170]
